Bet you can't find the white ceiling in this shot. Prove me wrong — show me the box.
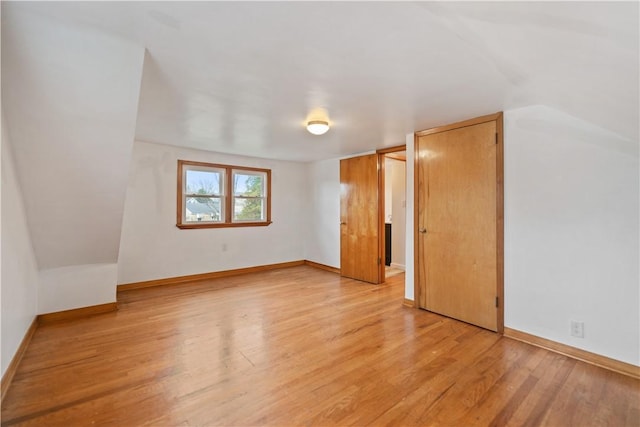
[1,1,638,270]
[4,2,638,163]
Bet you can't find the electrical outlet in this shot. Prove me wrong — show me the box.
[222,243,228,252]
[570,320,584,338]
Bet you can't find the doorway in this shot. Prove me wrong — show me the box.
[378,145,407,284]
[338,146,408,285]
[383,152,406,281]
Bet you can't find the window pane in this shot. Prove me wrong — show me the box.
[178,160,270,228]
[186,169,222,195]
[185,197,222,222]
[233,171,265,197]
[233,198,264,221]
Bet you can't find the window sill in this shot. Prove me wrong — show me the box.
[176,221,273,229]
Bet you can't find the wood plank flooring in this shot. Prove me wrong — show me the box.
[2,266,639,426]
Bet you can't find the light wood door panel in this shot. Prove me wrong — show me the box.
[340,154,380,284]
[417,120,498,331]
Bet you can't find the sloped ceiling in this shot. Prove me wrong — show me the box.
[1,2,638,269]
[1,6,145,269]
[4,2,638,163]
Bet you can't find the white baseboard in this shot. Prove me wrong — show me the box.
[390,263,405,270]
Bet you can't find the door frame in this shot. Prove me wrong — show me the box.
[413,112,504,333]
[377,144,407,284]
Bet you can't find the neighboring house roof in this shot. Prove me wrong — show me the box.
[186,199,219,215]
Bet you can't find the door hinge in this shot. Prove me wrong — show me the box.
[495,296,499,308]
[495,133,498,144]
[377,257,381,265]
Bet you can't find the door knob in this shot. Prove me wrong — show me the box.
[419,228,427,234]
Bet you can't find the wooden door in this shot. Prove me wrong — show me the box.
[416,117,502,331]
[340,154,381,284]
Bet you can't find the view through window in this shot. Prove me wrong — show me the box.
[177,160,271,229]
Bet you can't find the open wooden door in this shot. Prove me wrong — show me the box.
[340,154,382,284]
[416,114,503,332]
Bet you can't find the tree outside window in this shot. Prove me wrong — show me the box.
[177,160,271,229]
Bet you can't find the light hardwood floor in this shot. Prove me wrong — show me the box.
[2,266,638,426]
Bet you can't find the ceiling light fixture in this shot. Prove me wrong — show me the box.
[307,120,330,135]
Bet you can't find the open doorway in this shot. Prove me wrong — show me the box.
[377,145,407,283]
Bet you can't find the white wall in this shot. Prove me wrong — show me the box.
[117,141,309,284]
[404,107,639,365]
[390,159,406,269]
[305,159,341,268]
[1,113,39,377]
[504,105,639,365]
[405,133,415,300]
[38,264,117,314]
[384,158,393,223]
[3,10,144,315]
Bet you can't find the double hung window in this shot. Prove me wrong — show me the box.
[177,160,271,229]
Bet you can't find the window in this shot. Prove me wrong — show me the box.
[177,160,271,229]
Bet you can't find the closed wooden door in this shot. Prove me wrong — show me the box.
[417,117,502,331]
[340,154,381,284]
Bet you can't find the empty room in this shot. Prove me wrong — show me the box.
[1,2,638,426]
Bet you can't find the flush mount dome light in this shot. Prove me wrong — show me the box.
[306,120,330,135]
